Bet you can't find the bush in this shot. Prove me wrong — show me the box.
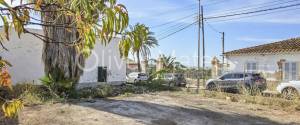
[77,84,113,98]
[76,80,181,99]
[8,80,181,102]
[13,83,59,105]
[237,82,262,96]
[40,75,75,97]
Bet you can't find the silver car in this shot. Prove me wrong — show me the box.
[277,81,300,100]
[126,72,148,83]
[205,72,266,91]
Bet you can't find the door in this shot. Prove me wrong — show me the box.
[231,73,244,88]
[98,67,107,82]
[218,73,234,88]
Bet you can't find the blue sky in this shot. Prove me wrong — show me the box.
[119,0,300,67]
[4,0,300,67]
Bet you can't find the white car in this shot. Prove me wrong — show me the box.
[277,81,300,100]
[126,72,148,83]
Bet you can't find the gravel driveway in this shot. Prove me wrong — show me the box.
[16,92,300,125]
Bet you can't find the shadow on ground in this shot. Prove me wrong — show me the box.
[0,113,18,125]
[74,98,292,125]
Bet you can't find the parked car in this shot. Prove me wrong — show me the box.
[162,73,187,87]
[205,72,267,92]
[126,72,148,83]
[277,81,300,100]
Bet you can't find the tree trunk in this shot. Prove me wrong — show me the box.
[42,5,85,84]
[144,58,148,74]
[137,50,141,72]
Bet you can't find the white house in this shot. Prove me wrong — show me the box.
[0,29,126,85]
[223,38,300,82]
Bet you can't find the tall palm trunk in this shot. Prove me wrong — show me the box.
[144,58,148,74]
[136,50,141,72]
[42,5,85,84]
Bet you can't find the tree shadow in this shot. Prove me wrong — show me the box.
[0,113,18,125]
[74,98,294,125]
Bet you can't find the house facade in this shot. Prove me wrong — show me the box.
[0,29,126,85]
[222,38,300,82]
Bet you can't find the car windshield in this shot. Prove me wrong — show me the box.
[139,73,146,76]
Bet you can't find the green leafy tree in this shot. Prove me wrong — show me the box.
[119,23,158,72]
[0,0,128,117]
[0,58,23,118]
[0,0,129,91]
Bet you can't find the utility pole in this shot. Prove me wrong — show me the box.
[222,32,225,73]
[201,6,206,87]
[196,0,201,94]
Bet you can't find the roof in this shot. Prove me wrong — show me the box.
[224,37,300,56]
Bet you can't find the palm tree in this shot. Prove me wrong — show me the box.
[119,23,158,72]
[139,31,158,72]
[174,62,187,72]
[161,55,176,71]
[160,55,186,73]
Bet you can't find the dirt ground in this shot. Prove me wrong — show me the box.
[14,91,300,125]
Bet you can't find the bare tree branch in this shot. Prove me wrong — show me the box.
[0,42,8,51]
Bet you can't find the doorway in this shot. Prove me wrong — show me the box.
[98,67,107,82]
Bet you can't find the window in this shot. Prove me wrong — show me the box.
[234,74,244,79]
[284,62,298,81]
[221,74,233,80]
[246,62,258,72]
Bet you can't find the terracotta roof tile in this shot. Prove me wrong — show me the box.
[224,37,300,56]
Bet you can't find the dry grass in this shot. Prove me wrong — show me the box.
[199,90,300,112]
[266,81,280,91]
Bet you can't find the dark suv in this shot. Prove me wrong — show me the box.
[205,72,267,91]
[163,73,187,87]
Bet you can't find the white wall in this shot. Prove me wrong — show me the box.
[226,53,300,81]
[79,38,126,84]
[0,29,126,85]
[0,29,45,84]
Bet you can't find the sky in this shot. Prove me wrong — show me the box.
[118,0,300,67]
[3,0,300,67]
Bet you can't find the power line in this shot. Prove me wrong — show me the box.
[205,2,300,20]
[155,15,197,34]
[158,21,198,41]
[206,0,300,17]
[206,21,222,34]
[152,3,198,18]
[157,22,197,40]
[204,0,227,6]
[154,1,300,41]
[208,6,300,23]
[150,13,197,28]
[156,22,193,37]
[150,0,229,29]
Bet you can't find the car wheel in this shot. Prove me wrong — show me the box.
[180,83,186,87]
[169,82,175,87]
[207,83,217,91]
[282,87,299,100]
